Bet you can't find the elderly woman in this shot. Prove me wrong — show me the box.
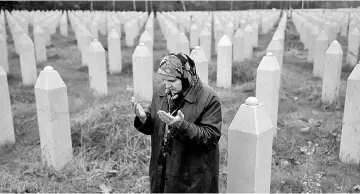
[131,52,222,193]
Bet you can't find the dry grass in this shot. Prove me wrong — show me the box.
[1,12,360,193]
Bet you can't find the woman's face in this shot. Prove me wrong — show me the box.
[160,74,183,95]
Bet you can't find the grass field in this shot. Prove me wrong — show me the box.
[1,11,360,193]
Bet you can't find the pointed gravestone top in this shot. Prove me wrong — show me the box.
[14,23,24,31]
[0,66,5,75]
[35,66,66,90]
[317,30,328,41]
[215,21,224,29]
[200,26,211,36]
[44,66,54,71]
[33,25,44,34]
[179,32,189,43]
[326,40,343,55]
[170,26,180,34]
[204,22,211,29]
[88,38,105,52]
[350,26,360,36]
[218,34,232,47]
[234,28,244,38]
[245,96,259,106]
[0,24,4,32]
[107,20,115,29]
[324,20,332,26]
[108,29,119,39]
[114,18,120,24]
[258,52,280,71]
[190,46,208,63]
[0,33,5,42]
[348,63,360,80]
[228,96,272,134]
[311,26,320,36]
[133,42,151,58]
[266,52,274,57]
[190,22,198,30]
[227,21,234,28]
[244,24,253,32]
[83,27,92,36]
[140,30,152,42]
[19,33,32,45]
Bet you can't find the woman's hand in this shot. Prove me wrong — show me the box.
[157,110,184,127]
[131,97,147,123]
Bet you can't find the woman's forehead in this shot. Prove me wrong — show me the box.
[160,74,179,81]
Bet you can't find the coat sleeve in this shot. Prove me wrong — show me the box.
[171,95,222,149]
[134,110,153,135]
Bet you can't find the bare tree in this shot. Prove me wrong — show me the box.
[301,0,304,9]
[181,0,186,11]
[145,0,148,12]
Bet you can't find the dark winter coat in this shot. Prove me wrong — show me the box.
[134,80,222,193]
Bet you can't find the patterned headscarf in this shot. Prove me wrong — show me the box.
[158,52,199,87]
[158,52,199,99]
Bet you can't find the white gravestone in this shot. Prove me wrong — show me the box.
[33,25,47,63]
[227,97,273,193]
[256,52,281,137]
[108,29,122,74]
[34,66,73,171]
[88,39,108,96]
[19,33,37,86]
[190,46,209,85]
[217,35,233,89]
[339,64,360,164]
[132,42,153,102]
[322,40,343,104]
[0,67,15,145]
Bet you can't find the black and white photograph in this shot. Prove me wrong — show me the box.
[0,0,360,193]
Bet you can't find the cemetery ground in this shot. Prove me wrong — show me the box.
[1,16,360,193]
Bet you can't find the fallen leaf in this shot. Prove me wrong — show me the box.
[272,149,277,156]
[300,126,310,133]
[280,159,290,167]
[140,176,150,182]
[353,185,360,191]
[308,119,323,127]
[99,184,112,194]
[312,110,319,115]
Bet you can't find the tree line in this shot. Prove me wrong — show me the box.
[1,1,359,12]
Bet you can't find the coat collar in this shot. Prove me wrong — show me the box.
[157,80,202,103]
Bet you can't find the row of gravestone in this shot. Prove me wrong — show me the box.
[1,8,360,192]
[0,7,154,165]
[152,10,281,91]
[2,8,280,71]
[0,9,154,147]
[292,9,360,165]
[0,8,282,193]
[1,9,281,87]
[0,47,281,194]
[159,9,280,58]
[0,10,152,86]
[292,10,353,104]
[293,9,359,67]
[227,10,288,191]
